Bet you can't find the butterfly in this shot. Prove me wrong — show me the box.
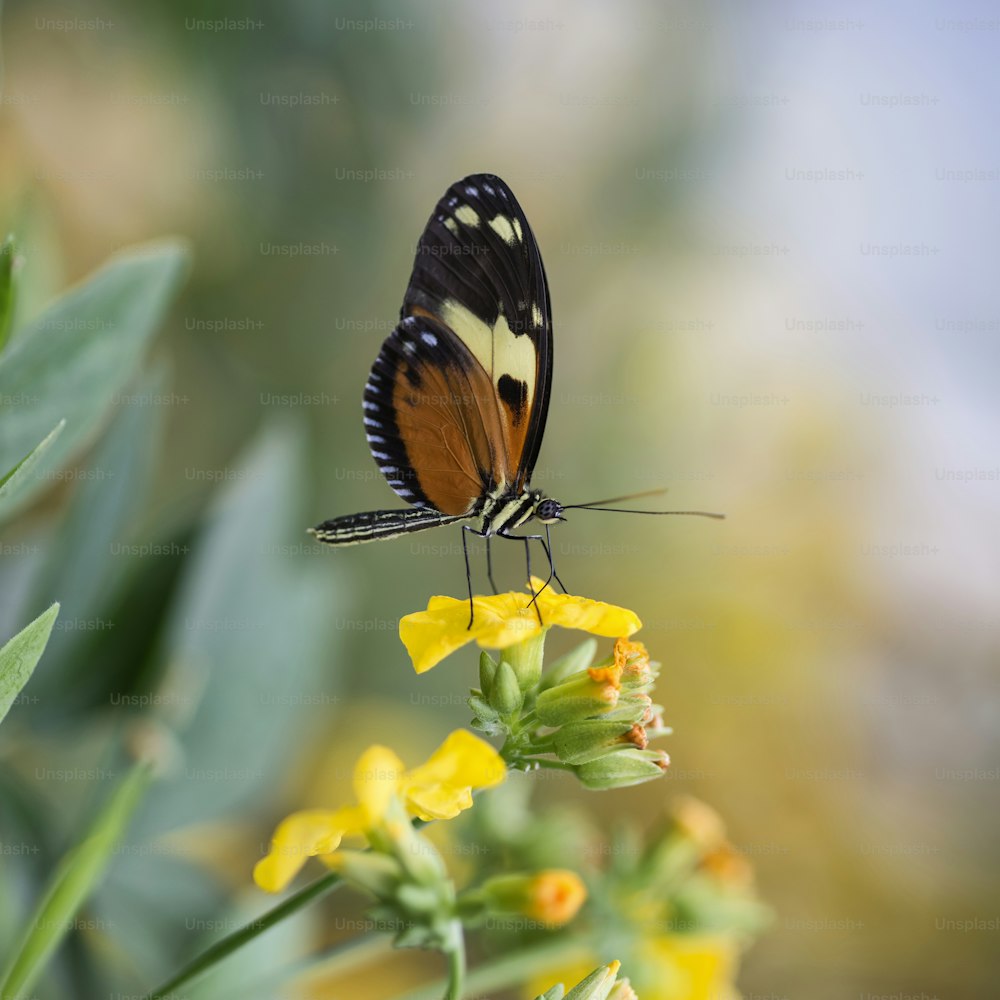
[311,173,721,610]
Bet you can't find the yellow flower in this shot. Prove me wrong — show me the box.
[400,578,642,674]
[636,935,739,1000]
[482,869,588,927]
[253,730,505,892]
[523,870,588,926]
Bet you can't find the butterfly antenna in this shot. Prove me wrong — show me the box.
[563,487,724,519]
[572,507,725,519]
[562,487,671,510]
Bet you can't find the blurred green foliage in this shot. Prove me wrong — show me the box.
[1,0,998,997]
[0,242,347,996]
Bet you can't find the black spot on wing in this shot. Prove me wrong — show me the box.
[497,374,528,426]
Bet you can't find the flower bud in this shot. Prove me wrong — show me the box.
[541,637,598,689]
[701,841,755,889]
[535,674,620,726]
[600,692,654,724]
[576,749,670,790]
[672,795,727,852]
[607,978,638,1000]
[479,650,498,696]
[384,814,448,885]
[489,659,523,715]
[536,986,566,1000]
[553,720,646,765]
[564,961,624,1000]
[480,869,587,927]
[504,630,546,690]
[468,693,500,726]
[323,849,402,898]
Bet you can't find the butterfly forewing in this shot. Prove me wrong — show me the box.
[399,174,553,495]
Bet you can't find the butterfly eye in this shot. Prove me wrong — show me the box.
[535,499,563,523]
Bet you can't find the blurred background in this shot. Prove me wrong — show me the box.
[1,0,998,997]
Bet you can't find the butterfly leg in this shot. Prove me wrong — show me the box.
[541,524,569,594]
[461,524,492,628]
[525,533,561,605]
[485,536,500,595]
[498,530,547,624]
[523,537,543,624]
[461,525,477,629]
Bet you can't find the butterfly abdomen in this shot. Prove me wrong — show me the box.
[310,507,469,546]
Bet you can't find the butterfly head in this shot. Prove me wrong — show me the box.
[532,495,565,524]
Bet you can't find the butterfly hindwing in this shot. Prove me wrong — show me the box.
[364,314,509,516]
[401,174,553,494]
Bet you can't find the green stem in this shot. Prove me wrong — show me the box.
[217,932,392,1000]
[399,937,591,1000]
[513,709,539,733]
[445,926,466,1000]
[139,870,343,1000]
[0,760,152,1000]
[525,757,576,771]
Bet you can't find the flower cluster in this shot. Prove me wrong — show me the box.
[244,582,767,999]
[255,729,587,981]
[448,776,769,1000]
[401,580,671,790]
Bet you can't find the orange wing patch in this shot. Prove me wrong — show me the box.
[383,319,514,515]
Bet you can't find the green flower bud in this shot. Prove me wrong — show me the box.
[536,987,566,1000]
[564,961,626,999]
[600,692,654,724]
[576,749,670,790]
[479,869,586,926]
[618,659,657,692]
[608,978,638,1000]
[534,961,631,1000]
[504,630,546,690]
[479,650,498,696]
[541,638,598,689]
[489,659,523,715]
[553,720,645,765]
[468,693,500,725]
[324,849,402,898]
[535,674,620,726]
[395,881,446,915]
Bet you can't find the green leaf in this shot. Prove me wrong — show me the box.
[0,234,17,352]
[0,760,152,1000]
[0,419,65,509]
[26,366,167,704]
[134,421,345,833]
[0,241,188,520]
[0,602,59,727]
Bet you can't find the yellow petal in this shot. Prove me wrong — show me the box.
[404,782,474,821]
[532,577,642,637]
[640,934,739,1000]
[400,585,639,673]
[410,729,507,788]
[463,593,544,648]
[353,745,406,825]
[399,599,478,674]
[252,809,346,893]
[402,730,506,819]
